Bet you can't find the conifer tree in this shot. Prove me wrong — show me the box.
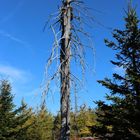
[53,113,61,140]
[36,106,54,140]
[72,106,96,138]
[16,100,34,140]
[94,5,140,140]
[0,80,32,140]
[25,105,54,140]
[0,80,15,140]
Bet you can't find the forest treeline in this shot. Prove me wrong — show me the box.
[0,3,140,140]
[0,80,98,140]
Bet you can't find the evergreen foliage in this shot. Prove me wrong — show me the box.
[93,5,140,140]
[53,112,61,140]
[53,106,97,139]
[0,80,97,139]
[0,80,32,140]
[73,106,97,138]
[25,107,54,140]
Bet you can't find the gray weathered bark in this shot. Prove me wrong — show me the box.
[60,0,72,140]
[45,0,94,139]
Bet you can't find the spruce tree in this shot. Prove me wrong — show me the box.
[0,80,32,140]
[0,80,15,140]
[94,5,140,140]
[24,105,54,140]
[53,113,61,140]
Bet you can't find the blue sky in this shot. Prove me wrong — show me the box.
[0,0,140,113]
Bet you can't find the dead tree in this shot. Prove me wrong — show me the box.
[59,0,71,139]
[43,0,95,140]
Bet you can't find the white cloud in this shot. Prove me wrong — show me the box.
[0,64,39,108]
[0,64,30,82]
[0,30,30,47]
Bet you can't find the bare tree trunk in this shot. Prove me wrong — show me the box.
[45,0,94,139]
[60,0,72,140]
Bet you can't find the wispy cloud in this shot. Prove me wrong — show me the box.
[0,30,30,48]
[0,64,38,107]
[0,64,30,82]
